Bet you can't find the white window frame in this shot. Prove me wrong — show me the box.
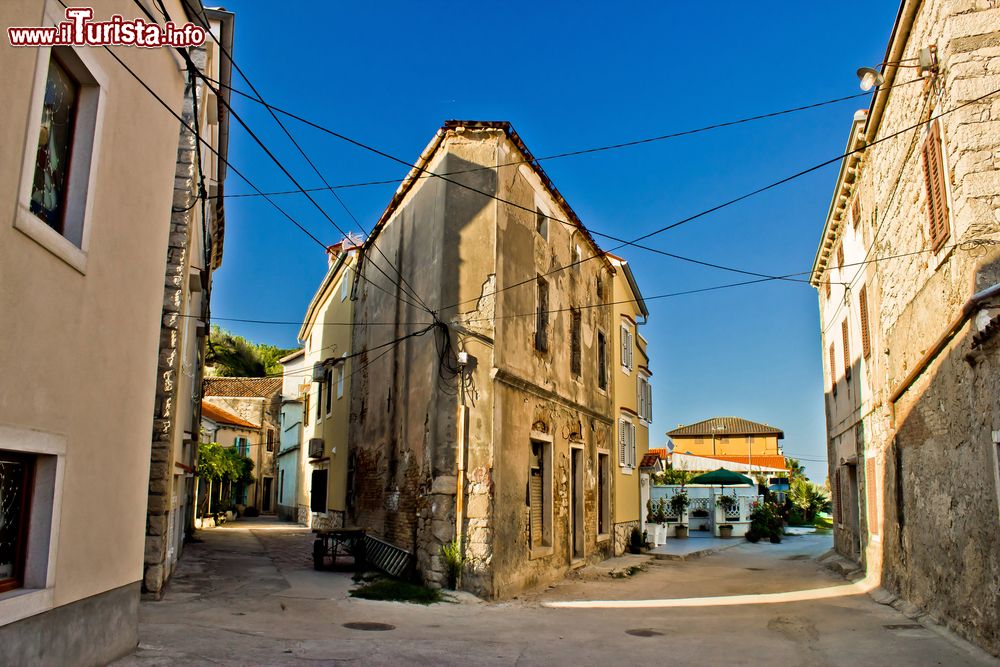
[620,322,634,374]
[336,359,345,399]
[0,425,66,627]
[14,28,109,275]
[637,374,653,424]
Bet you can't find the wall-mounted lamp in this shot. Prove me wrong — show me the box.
[856,46,938,91]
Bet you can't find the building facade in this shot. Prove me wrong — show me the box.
[142,6,233,600]
[0,1,205,663]
[667,417,784,458]
[277,350,308,524]
[607,254,653,554]
[297,241,360,530]
[810,0,1000,655]
[202,377,282,514]
[348,121,629,597]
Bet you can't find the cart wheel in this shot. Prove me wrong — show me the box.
[313,539,326,571]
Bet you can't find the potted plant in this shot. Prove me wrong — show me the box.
[718,524,734,538]
[716,494,738,517]
[670,491,689,538]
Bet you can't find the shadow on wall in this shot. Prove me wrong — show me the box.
[878,255,1000,657]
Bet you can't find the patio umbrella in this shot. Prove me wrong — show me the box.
[688,468,753,486]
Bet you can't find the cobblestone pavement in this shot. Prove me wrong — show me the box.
[114,518,999,666]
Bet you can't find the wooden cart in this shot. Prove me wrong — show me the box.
[312,527,366,571]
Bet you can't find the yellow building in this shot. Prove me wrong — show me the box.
[298,239,360,529]
[607,254,653,554]
[667,417,784,458]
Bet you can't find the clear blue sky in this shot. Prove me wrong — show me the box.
[210,1,902,481]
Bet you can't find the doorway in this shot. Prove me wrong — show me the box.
[571,446,584,560]
[262,477,273,513]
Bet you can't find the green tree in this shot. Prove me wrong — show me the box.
[197,441,255,514]
[788,477,832,523]
[206,325,299,377]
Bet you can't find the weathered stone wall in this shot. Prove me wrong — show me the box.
[613,520,640,556]
[819,0,1000,654]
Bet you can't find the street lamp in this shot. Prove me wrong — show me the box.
[856,46,938,91]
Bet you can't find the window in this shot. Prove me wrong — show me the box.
[279,470,285,504]
[234,437,249,457]
[30,56,79,235]
[310,469,328,513]
[336,362,345,399]
[921,120,950,251]
[638,375,653,422]
[266,429,275,453]
[529,439,552,549]
[852,196,861,229]
[535,277,549,352]
[618,417,636,470]
[535,207,548,240]
[316,377,323,421]
[303,391,310,426]
[620,323,633,372]
[842,320,851,381]
[570,308,581,377]
[597,330,608,390]
[859,284,871,359]
[596,275,604,301]
[340,274,349,301]
[829,343,837,395]
[17,47,103,268]
[324,367,333,416]
[597,452,610,536]
[0,453,34,593]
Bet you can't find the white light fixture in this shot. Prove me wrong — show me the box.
[857,67,885,91]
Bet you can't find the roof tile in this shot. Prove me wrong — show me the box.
[667,417,784,438]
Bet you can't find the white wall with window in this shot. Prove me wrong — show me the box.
[618,415,637,472]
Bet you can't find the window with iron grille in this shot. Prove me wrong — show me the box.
[0,452,34,593]
[859,284,871,359]
[535,277,548,352]
[570,308,581,377]
[921,120,950,251]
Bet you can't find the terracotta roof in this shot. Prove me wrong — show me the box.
[667,417,784,439]
[200,400,257,429]
[639,453,662,468]
[647,448,668,460]
[698,454,789,471]
[203,377,283,398]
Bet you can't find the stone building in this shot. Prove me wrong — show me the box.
[0,1,214,663]
[810,0,1000,655]
[142,6,233,599]
[349,121,635,597]
[202,377,282,514]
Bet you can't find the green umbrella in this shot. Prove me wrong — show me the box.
[687,468,754,486]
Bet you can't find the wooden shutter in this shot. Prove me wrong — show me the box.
[836,244,844,269]
[620,325,628,367]
[866,458,879,536]
[627,331,634,370]
[833,469,841,523]
[859,285,871,359]
[921,121,950,251]
[570,309,581,376]
[630,422,637,467]
[597,331,607,389]
[851,196,861,229]
[637,378,645,420]
[619,419,628,467]
[646,382,653,422]
[529,469,543,547]
[825,271,831,299]
[842,320,850,378]
[829,343,837,388]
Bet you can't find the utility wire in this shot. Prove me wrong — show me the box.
[173,0,435,315]
[134,0,432,316]
[70,0,429,315]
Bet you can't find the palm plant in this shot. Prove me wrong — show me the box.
[789,478,832,522]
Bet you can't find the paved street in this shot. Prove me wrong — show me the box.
[113,518,997,666]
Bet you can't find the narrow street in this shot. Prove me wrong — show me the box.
[115,519,996,667]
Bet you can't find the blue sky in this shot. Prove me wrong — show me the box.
[210,1,902,480]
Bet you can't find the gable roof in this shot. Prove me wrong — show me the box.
[201,400,258,429]
[667,417,784,439]
[203,377,283,398]
[364,120,614,275]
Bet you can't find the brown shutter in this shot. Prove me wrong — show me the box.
[529,471,543,547]
[859,285,871,359]
[852,196,861,229]
[825,271,831,299]
[921,121,950,251]
[842,320,851,379]
[833,469,841,523]
[535,277,548,352]
[829,343,837,389]
[836,243,844,268]
[570,309,581,376]
[865,458,879,536]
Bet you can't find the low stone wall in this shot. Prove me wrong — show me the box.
[312,510,344,531]
[613,520,640,555]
